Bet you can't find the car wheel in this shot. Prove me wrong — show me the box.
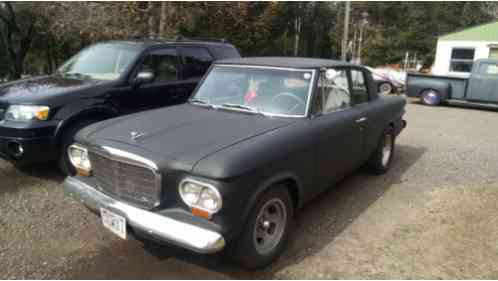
[367,126,395,174]
[378,82,393,95]
[230,186,293,269]
[58,119,98,176]
[420,89,441,106]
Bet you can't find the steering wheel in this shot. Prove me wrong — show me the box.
[271,92,306,114]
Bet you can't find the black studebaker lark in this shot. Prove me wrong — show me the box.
[64,57,406,268]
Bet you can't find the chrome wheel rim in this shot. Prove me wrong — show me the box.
[423,90,439,105]
[382,134,392,167]
[379,83,392,95]
[253,198,287,255]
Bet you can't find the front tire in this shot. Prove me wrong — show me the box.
[367,126,395,174]
[420,89,441,106]
[230,186,293,269]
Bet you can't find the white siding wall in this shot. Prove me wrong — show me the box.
[432,40,498,77]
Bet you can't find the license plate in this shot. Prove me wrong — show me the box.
[101,208,127,240]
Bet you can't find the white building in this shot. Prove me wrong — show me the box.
[432,21,498,77]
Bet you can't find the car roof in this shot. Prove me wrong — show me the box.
[215,57,358,69]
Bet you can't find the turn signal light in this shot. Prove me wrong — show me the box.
[192,207,211,219]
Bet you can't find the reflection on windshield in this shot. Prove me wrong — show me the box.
[192,66,313,117]
[57,43,141,81]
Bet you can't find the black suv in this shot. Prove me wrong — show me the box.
[0,38,240,174]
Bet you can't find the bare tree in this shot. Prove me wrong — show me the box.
[0,2,37,79]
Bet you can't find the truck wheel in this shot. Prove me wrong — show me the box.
[420,89,441,106]
[379,82,393,95]
[58,119,98,176]
[230,186,293,269]
[367,126,395,174]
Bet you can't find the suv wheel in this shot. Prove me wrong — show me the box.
[230,186,293,269]
[58,119,97,175]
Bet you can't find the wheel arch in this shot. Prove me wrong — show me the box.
[54,106,117,146]
[242,172,303,223]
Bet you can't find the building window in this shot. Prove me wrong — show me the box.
[449,48,475,73]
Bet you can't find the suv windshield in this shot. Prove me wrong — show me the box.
[57,43,141,81]
[191,65,314,117]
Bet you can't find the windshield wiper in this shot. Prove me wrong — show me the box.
[220,103,267,116]
[63,72,92,80]
[189,98,213,107]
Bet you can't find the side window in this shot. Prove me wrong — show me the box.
[181,47,213,79]
[139,48,179,82]
[316,68,351,114]
[350,69,369,104]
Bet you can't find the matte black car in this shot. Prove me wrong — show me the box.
[0,38,240,174]
[64,57,407,268]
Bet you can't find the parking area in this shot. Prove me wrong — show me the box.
[1,101,498,279]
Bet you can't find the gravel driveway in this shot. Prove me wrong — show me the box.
[1,101,498,279]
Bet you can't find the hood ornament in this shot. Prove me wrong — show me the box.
[130,131,146,141]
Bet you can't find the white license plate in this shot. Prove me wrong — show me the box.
[101,208,127,240]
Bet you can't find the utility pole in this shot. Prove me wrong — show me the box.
[341,1,351,61]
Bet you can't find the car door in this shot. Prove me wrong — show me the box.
[179,46,215,96]
[311,68,365,192]
[132,47,187,110]
[349,68,387,162]
[467,61,498,103]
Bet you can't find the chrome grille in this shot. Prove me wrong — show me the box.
[89,150,161,209]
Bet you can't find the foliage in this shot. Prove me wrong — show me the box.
[0,1,497,80]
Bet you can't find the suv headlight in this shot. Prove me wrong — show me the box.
[5,105,50,121]
[179,179,222,215]
[68,144,92,176]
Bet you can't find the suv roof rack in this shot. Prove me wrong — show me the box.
[174,36,227,43]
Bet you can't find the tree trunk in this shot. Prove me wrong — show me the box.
[148,1,156,39]
[159,2,167,38]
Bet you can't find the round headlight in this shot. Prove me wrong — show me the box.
[68,144,92,176]
[179,179,222,214]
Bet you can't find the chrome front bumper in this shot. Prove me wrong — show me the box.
[63,176,225,254]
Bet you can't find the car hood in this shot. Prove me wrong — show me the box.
[0,75,103,104]
[80,104,296,172]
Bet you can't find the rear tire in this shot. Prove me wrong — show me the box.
[420,89,441,106]
[367,126,395,174]
[58,119,98,176]
[229,186,293,269]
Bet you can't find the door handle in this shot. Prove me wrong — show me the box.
[356,117,368,123]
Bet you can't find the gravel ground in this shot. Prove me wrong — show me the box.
[1,101,498,279]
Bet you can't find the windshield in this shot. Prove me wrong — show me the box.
[57,43,141,81]
[192,65,314,117]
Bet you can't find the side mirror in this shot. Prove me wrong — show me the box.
[133,71,154,86]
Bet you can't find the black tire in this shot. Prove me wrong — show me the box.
[229,185,293,269]
[420,89,441,106]
[378,82,393,95]
[58,119,98,176]
[367,126,395,174]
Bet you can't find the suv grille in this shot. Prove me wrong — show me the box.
[89,151,161,210]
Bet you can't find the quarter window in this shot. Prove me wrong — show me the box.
[139,49,179,82]
[350,70,369,104]
[181,47,214,79]
[317,69,351,114]
[450,48,475,73]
